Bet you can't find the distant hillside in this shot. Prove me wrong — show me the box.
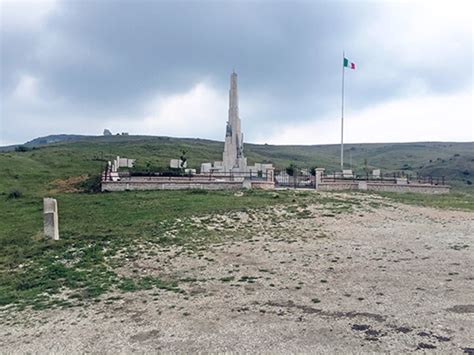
[24,134,94,146]
[0,135,472,196]
[0,134,95,152]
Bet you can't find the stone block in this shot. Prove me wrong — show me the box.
[343,169,353,178]
[110,172,120,181]
[396,178,408,185]
[170,159,179,168]
[358,181,368,190]
[201,163,212,173]
[119,158,135,168]
[170,159,187,169]
[43,198,59,240]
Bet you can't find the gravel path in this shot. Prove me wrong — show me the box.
[1,193,473,353]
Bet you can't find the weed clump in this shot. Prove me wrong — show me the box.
[7,189,22,199]
[189,189,208,195]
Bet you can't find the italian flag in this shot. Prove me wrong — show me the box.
[344,57,356,70]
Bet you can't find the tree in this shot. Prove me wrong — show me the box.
[145,161,152,175]
[363,158,369,174]
[14,146,31,152]
[286,163,297,177]
[179,150,187,169]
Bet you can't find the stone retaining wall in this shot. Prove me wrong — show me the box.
[102,176,446,194]
[101,177,274,192]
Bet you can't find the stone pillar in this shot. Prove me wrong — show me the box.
[267,168,275,182]
[315,168,325,189]
[44,198,59,240]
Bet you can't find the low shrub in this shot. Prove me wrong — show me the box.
[14,145,32,152]
[78,174,102,193]
[189,189,208,195]
[7,189,22,199]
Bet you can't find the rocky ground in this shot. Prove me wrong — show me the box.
[1,192,473,353]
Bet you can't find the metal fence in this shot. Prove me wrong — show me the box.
[274,169,447,188]
[196,171,272,181]
[275,174,315,188]
[321,172,446,186]
[104,169,273,182]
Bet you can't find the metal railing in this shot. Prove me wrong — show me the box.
[103,169,273,182]
[321,172,446,186]
[275,174,315,188]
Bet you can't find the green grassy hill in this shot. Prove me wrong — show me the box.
[1,135,472,198]
[0,135,473,310]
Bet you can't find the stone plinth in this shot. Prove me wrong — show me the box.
[170,159,187,169]
[358,181,368,190]
[43,198,59,240]
[396,178,408,185]
[343,169,353,178]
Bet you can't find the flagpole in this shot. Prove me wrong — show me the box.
[341,51,345,172]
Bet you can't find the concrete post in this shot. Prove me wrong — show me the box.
[242,179,252,189]
[315,168,325,189]
[267,168,275,182]
[43,198,59,240]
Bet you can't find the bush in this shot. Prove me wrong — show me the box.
[286,163,297,176]
[189,189,208,195]
[14,146,32,152]
[78,174,102,193]
[7,189,22,199]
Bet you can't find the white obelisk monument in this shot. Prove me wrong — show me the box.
[223,71,247,172]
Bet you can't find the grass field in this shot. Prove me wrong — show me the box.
[1,189,306,310]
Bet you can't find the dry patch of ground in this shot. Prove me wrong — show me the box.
[1,192,473,352]
[49,175,88,193]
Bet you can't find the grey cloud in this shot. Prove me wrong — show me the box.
[1,0,472,144]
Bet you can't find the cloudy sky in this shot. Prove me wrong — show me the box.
[1,0,472,146]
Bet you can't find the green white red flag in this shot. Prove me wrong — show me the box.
[343,57,355,70]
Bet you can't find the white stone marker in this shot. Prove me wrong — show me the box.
[315,168,325,189]
[358,181,368,190]
[43,198,59,240]
[396,177,408,185]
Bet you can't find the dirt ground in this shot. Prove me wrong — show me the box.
[1,192,473,353]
